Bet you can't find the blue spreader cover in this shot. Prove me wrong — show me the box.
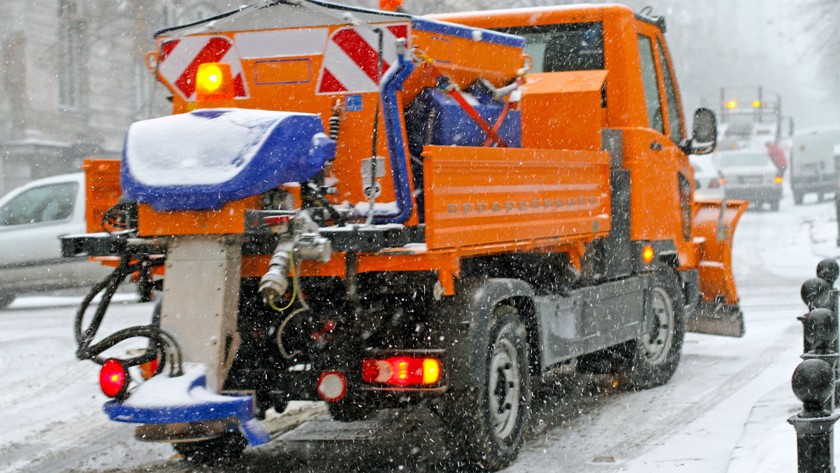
[406,87,521,155]
[122,108,335,211]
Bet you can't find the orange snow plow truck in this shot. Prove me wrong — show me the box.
[64,1,746,469]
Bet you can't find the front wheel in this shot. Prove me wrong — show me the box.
[770,200,780,212]
[441,305,531,471]
[621,271,684,390]
[794,190,804,205]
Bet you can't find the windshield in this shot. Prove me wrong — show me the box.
[499,22,604,72]
[717,153,771,168]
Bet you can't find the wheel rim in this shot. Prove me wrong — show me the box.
[642,287,675,365]
[488,335,521,440]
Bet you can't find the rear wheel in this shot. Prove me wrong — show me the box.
[172,433,246,464]
[0,291,15,309]
[441,304,531,471]
[621,271,684,389]
[794,191,804,205]
[770,200,780,212]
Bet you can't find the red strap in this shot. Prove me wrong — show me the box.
[419,59,510,148]
[483,102,513,147]
[446,89,509,148]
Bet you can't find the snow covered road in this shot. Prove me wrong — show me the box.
[0,193,836,472]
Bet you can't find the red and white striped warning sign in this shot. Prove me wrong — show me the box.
[317,24,409,94]
[157,35,248,101]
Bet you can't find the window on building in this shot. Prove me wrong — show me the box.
[58,0,87,111]
[133,60,151,119]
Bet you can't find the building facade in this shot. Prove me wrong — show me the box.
[0,0,234,196]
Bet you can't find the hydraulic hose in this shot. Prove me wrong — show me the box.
[372,41,415,224]
[74,254,181,375]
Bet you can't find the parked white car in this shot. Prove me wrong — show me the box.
[0,173,112,308]
[689,154,725,200]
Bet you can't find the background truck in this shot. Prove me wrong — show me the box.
[64,1,747,470]
[717,86,794,154]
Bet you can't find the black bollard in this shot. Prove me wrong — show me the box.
[789,359,840,473]
[806,260,840,403]
[802,308,840,410]
[817,259,840,288]
[802,277,834,312]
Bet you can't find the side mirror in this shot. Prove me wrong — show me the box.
[687,108,717,155]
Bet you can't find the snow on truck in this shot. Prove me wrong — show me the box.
[63,1,747,469]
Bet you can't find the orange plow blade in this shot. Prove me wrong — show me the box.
[688,199,749,337]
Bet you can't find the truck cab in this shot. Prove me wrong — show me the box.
[434,5,745,322]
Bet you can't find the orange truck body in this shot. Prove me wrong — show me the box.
[85,3,744,306]
[68,2,746,467]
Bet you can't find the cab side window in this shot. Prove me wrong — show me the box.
[0,183,77,226]
[637,35,664,134]
[657,38,685,144]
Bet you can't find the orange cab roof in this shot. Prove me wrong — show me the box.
[427,4,634,29]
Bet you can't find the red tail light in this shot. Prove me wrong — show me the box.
[362,357,441,386]
[100,359,129,399]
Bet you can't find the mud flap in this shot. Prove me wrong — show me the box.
[688,199,749,337]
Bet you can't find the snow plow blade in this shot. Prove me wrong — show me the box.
[103,365,269,447]
[688,199,749,337]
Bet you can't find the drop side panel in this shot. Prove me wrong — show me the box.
[422,146,611,250]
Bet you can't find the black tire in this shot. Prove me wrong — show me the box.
[328,392,377,422]
[0,291,15,309]
[620,271,684,390]
[794,191,804,205]
[819,192,826,202]
[441,305,531,471]
[172,433,246,464]
[770,200,780,212]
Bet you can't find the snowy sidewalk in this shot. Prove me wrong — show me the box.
[729,208,840,473]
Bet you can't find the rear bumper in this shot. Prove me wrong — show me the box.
[724,186,782,202]
[790,174,835,193]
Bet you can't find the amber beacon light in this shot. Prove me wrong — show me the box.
[196,62,234,101]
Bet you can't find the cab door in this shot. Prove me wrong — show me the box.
[636,28,694,259]
[645,28,746,337]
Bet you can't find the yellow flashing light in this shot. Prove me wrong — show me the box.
[726,100,737,109]
[753,100,762,108]
[775,176,783,185]
[642,244,655,265]
[196,62,234,101]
